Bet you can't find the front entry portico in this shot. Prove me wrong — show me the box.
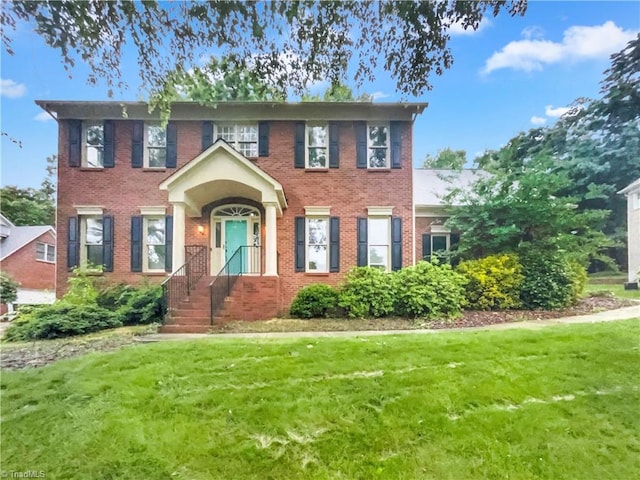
[159,140,287,276]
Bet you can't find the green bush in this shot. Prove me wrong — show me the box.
[456,254,523,310]
[290,283,340,318]
[117,284,164,325]
[63,266,102,305]
[0,272,19,304]
[338,267,395,318]
[393,261,467,319]
[567,261,588,303]
[4,303,122,342]
[519,252,576,310]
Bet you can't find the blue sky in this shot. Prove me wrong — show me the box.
[1,1,638,189]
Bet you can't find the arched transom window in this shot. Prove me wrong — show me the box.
[213,205,259,217]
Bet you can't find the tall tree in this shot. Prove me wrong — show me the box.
[423,148,467,169]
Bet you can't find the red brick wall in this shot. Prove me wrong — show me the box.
[2,231,56,290]
[56,117,414,312]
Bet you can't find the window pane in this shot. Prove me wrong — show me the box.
[308,218,327,245]
[253,222,260,246]
[86,123,103,146]
[239,143,257,157]
[432,235,447,252]
[307,245,327,271]
[47,246,56,262]
[218,125,236,143]
[36,243,45,260]
[308,126,327,147]
[368,125,388,147]
[86,146,104,167]
[368,148,388,168]
[369,246,388,268]
[146,218,165,245]
[238,126,257,142]
[308,148,327,168]
[148,148,166,168]
[147,124,166,147]
[147,245,166,270]
[85,218,103,245]
[368,218,389,245]
[87,245,103,266]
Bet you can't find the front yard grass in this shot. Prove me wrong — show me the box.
[2,320,639,479]
[584,282,640,300]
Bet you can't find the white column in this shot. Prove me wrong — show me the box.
[264,202,278,276]
[172,202,186,271]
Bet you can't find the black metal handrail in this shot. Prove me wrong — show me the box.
[210,245,260,323]
[161,245,208,319]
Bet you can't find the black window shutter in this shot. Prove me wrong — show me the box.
[329,217,340,272]
[391,217,402,271]
[103,120,115,168]
[390,121,402,169]
[202,121,213,151]
[165,215,173,272]
[131,120,143,168]
[329,122,340,168]
[295,216,305,272]
[67,216,79,270]
[294,122,305,168]
[102,215,114,272]
[166,122,177,168]
[422,234,432,261]
[68,120,81,167]
[357,217,368,266]
[258,121,269,157]
[450,232,461,267]
[131,216,142,272]
[356,122,367,169]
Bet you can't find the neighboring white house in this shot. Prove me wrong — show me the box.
[619,178,640,286]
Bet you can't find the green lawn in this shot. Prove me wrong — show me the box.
[2,321,639,479]
[584,282,640,300]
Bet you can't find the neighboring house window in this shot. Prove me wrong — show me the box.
[36,242,55,263]
[82,216,103,267]
[84,121,104,168]
[146,123,167,168]
[306,217,328,272]
[144,216,166,272]
[368,124,389,168]
[217,124,258,157]
[306,124,328,168]
[368,217,390,270]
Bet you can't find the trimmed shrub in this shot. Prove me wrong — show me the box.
[519,252,576,310]
[567,260,588,303]
[4,303,122,342]
[456,254,523,310]
[290,283,340,318]
[393,261,467,319]
[117,284,164,325]
[338,267,395,318]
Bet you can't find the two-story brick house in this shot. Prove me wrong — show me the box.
[36,100,428,331]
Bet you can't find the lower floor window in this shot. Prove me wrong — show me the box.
[368,217,390,270]
[144,217,166,271]
[307,217,328,272]
[36,242,55,262]
[83,216,103,267]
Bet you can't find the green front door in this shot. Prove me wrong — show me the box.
[225,220,247,274]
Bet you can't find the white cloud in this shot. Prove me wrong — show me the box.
[449,17,491,36]
[371,91,389,100]
[482,21,637,75]
[530,116,547,125]
[521,26,545,40]
[545,105,570,118]
[34,111,55,122]
[0,78,27,98]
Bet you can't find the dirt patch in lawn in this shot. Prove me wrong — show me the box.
[211,296,637,334]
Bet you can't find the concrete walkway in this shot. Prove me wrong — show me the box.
[136,304,640,343]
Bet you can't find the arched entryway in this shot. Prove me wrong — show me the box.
[210,204,261,275]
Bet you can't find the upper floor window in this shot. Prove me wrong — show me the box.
[217,124,258,157]
[368,124,389,169]
[307,124,328,168]
[36,242,55,263]
[84,122,104,168]
[146,123,167,168]
[368,217,390,270]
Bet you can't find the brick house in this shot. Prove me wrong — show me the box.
[0,213,56,313]
[37,100,443,331]
[619,177,640,287]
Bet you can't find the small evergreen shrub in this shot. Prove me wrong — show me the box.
[393,261,467,319]
[290,284,340,318]
[338,267,395,318]
[456,254,523,310]
[0,272,19,305]
[567,260,588,303]
[117,284,164,325]
[519,252,575,309]
[63,266,102,305]
[4,303,121,341]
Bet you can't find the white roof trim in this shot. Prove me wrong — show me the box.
[618,177,640,195]
[304,206,331,216]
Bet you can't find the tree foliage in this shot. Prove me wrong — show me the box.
[0,272,19,305]
[2,1,526,103]
[423,148,467,169]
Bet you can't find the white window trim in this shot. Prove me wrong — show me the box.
[367,206,393,216]
[216,123,258,158]
[140,206,167,216]
[430,233,451,253]
[82,121,104,169]
[144,122,167,169]
[367,123,390,169]
[75,206,104,216]
[305,123,328,169]
[430,225,451,234]
[368,216,391,271]
[36,242,56,263]
[143,216,167,273]
[306,216,329,273]
[304,206,331,216]
[80,215,103,269]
